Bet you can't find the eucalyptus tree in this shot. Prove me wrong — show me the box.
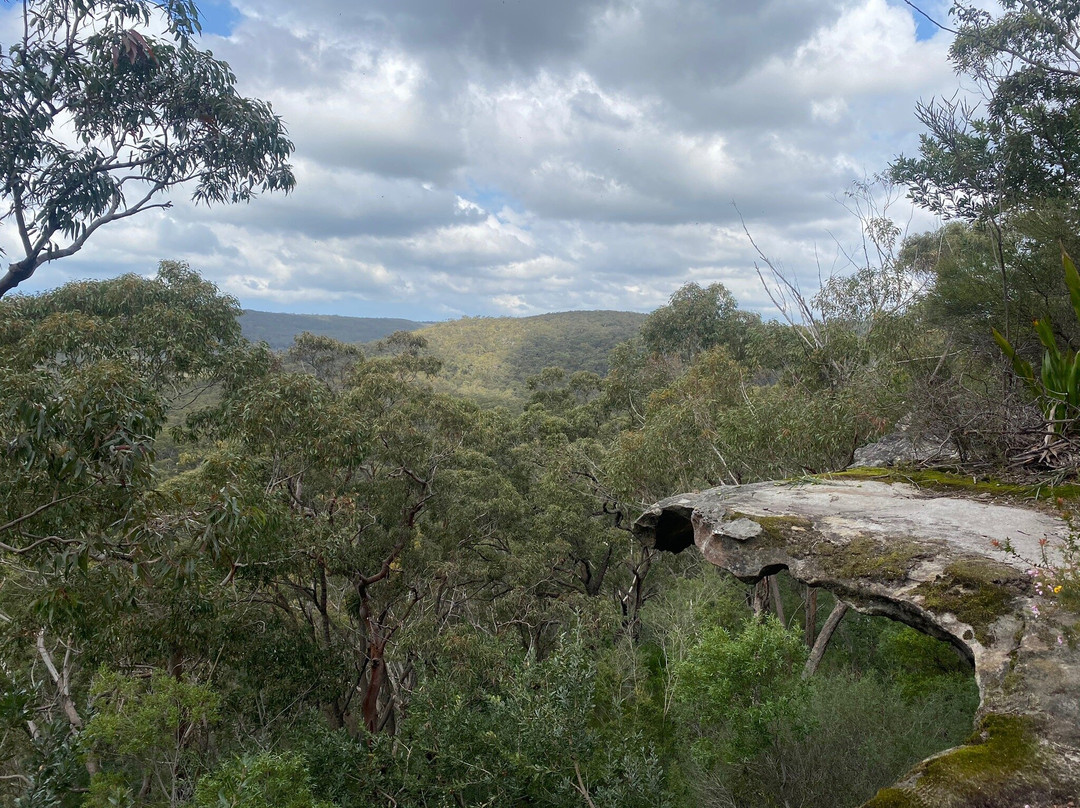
[177,334,494,736]
[0,264,247,804]
[892,0,1080,214]
[0,0,294,295]
[891,0,1080,337]
[640,282,764,367]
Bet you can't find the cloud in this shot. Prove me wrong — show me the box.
[5,0,967,321]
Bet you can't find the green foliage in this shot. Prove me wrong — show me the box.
[641,282,763,365]
[83,771,135,808]
[379,633,670,808]
[194,753,335,808]
[0,1,294,293]
[675,616,809,765]
[609,345,892,500]
[11,719,85,808]
[0,265,246,632]
[707,670,977,808]
[83,669,220,806]
[907,219,1080,352]
[891,1,1080,220]
[0,260,241,383]
[665,590,978,808]
[84,669,219,756]
[875,623,976,700]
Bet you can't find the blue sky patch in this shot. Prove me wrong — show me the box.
[913,12,939,42]
[893,0,945,42]
[462,184,524,218]
[192,0,241,37]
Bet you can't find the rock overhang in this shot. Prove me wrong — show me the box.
[634,476,1080,807]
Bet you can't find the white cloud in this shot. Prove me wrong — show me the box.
[5,0,966,320]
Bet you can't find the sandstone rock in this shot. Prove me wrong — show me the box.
[851,416,959,468]
[634,475,1080,807]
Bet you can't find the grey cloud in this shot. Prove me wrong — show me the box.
[155,219,236,257]
[568,90,634,129]
[206,174,482,240]
[211,19,354,93]
[584,0,845,108]
[301,128,465,183]
[273,262,398,296]
[382,0,613,69]
[237,0,614,71]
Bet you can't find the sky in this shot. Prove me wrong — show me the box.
[1,0,967,320]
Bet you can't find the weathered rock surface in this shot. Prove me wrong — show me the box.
[851,417,959,469]
[634,475,1080,807]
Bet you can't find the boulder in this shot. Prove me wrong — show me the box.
[634,473,1080,807]
[851,416,959,468]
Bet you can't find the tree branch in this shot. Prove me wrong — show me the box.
[0,489,91,537]
[35,630,84,731]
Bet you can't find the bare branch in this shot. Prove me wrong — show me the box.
[902,1,957,36]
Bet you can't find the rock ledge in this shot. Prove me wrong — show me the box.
[634,477,1080,807]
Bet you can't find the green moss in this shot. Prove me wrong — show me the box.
[918,714,1039,792]
[823,468,1080,505]
[914,559,1030,644]
[1000,664,1024,697]
[864,715,1044,808]
[818,536,930,583]
[731,512,930,583]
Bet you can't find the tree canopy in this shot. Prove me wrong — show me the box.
[0,262,987,808]
[891,0,1080,220]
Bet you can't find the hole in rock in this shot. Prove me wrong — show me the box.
[653,508,695,553]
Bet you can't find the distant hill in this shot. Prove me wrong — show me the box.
[240,310,427,350]
[415,311,646,406]
[239,308,646,406]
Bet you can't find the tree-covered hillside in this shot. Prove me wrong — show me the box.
[414,310,647,405]
[241,310,646,405]
[241,306,643,404]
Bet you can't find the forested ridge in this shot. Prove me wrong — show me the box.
[414,311,647,407]
[240,309,648,407]
[4,1,1080,807]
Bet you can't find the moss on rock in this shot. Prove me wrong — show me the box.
[729,511,931,584]
[862,714,1048,808]
[728,513,814,552]
[914,559,1031,644]
[824,468,1080,506]
[817,536,931,583]
[924,713,1036,783]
